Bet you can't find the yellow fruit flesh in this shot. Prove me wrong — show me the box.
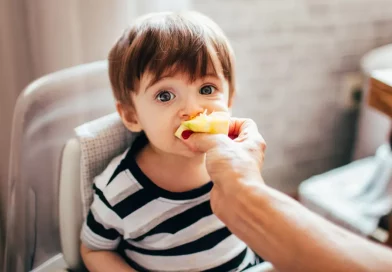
[174,111,230,139]
[174,124,189,139]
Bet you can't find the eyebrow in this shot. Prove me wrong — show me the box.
[144,76,169,92]
[144,73,220,92]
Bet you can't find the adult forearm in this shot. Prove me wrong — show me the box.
[219,180,392,272]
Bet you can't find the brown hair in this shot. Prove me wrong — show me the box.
[108,11,236,107]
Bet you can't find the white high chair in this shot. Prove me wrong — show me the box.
[4,61,277,272]
[3,60,116,272]
[59,112,134,271]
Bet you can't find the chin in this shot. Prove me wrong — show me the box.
[180,150,201,158]
[158,138,203,158]
[167,147,199,158]
[174,145,204,158]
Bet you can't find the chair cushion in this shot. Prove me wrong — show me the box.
[74,112,135,218]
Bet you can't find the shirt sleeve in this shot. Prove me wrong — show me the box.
[80,185,122,251]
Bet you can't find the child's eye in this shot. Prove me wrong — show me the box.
[199,85,216,95]
[156,90,176,102]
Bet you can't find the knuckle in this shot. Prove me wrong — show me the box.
[247,118,256,126]
[260,140,267,152]
[254,134,266,151]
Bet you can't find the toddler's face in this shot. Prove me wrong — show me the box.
[131,68,231,157]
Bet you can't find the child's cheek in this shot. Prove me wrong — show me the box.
[209,100,230,113]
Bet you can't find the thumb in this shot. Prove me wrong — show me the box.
[182,132,229,153]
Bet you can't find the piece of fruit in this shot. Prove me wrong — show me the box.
[174,111,230,139]
[174,124,190,139]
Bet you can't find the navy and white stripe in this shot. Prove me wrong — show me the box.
[81,134,263,271]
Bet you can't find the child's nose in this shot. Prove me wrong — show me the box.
[179,109,204,120]
[178,99,204,120]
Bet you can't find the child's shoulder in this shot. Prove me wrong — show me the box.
[93,147,131,191]
[94,133,147,191]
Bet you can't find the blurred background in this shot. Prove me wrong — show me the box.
[1,0,392,270]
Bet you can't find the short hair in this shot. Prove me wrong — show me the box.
[108,11,236,106]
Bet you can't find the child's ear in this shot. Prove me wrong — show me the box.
[228,93,235,109]
[116,102,143,132]
[228,97,234,109]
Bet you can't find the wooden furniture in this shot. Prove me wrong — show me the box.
[368,69,392,247]
[369,69,392,120]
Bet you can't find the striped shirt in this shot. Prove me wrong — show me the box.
[81,134,263,271]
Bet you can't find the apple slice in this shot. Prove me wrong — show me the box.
[175,111,230,139]
[174,124,190,139]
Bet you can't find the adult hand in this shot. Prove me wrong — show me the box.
[182,118,266,220]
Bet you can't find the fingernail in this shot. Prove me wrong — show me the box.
[182,130,193,140]
[229,134,238,140]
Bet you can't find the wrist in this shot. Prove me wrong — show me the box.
[232,170,264,194]
[227,176,268,220]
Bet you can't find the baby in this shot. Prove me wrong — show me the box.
[80,11,263,272]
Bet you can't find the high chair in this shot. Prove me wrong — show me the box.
[4,61,277,272]
[59,111,134,271]
[3,60,116,272]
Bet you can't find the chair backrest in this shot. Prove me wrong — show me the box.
[59,113,134,270]
[3,60,116,272]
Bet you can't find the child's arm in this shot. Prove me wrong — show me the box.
[80,183,136,271]
[80,243,136,272]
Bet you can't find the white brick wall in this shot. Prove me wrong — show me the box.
[192,0,392,193]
